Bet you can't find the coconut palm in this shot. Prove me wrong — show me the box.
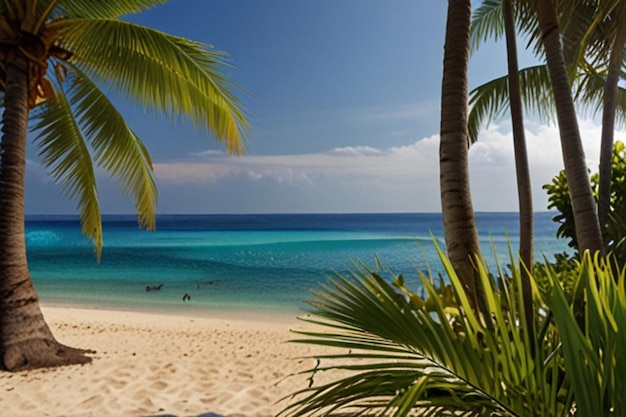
[536,0,604,255]
[583,1,626,230]
[470,0,626,256]
[470,0,535,339]
[0,0,248,371]
[470,1,603,251]
[439,0,481,306]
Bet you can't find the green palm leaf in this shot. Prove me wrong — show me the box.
[53,18,248,154]
[61,61,158,233]
[470,0,542,57]
[468,65,555,144]
[470,0,504,54]
[544,252,626,416]
[55,0,169,19]
[280,244,572,417]
[573,64,626,129]
[282,273,507,416]
[30,82,103,256]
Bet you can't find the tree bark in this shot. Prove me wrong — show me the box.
[537,0,604,255]
[503,0,534,343]
[440,0,481,305]
[0,53,92,371]
[598,4,626,230]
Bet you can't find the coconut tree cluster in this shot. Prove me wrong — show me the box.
[282,0,626,415]
[469,0,626,263]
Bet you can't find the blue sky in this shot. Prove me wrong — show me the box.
[24,1,615,215]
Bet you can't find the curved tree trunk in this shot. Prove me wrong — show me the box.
[503,0,534,342]
[0,53,92,371]
[440,0,481,306]
[536,0,604,255]
[598,4,626,230]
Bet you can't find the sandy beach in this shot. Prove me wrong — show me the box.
[0,306,327,417]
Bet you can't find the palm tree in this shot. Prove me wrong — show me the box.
[536,0,604,254]
[589,1,626,231]
[439,0,481,306]
[0,0,248,371]
[470,0,534,338]
[471,0,626,257]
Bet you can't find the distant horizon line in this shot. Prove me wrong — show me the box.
[25,211,556,218]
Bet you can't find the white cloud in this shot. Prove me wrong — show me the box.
[25,119,622,214]
[468,120,608,211]
[153,135,441,190]
[329,146,384,156]
[190,149,227,158]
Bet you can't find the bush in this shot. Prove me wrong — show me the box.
[280,246,626,416]
[543,141,626,266]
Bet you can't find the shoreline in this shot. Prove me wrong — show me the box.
[39,301,308,324]
[0,305,324,417]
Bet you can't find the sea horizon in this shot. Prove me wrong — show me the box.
[26,212,570,317]
[25,209,558,218]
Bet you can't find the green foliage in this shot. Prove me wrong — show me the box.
[544,252,626,416]
[468,65,555,144]
[281,244,570,417]
[0,1,249,256]
[533,252,579,301]
[281,247,626,416]
[543,141,626,264]
[544,170,578,249]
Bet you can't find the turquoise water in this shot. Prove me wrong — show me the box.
[27,212,570,315]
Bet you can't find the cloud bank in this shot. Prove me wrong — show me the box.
[26,119,619,214]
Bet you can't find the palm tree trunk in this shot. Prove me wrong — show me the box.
[536,0,604,255]
[503,0,534,343]
[598,4,626,230]
[0,52,91,371]
[440,0,481,305]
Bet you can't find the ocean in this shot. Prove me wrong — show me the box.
[26,212,570,315]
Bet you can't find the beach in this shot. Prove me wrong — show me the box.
[6,213,570,416]
[0,306,323,417]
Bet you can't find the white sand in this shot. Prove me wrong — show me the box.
[0,306,326,417]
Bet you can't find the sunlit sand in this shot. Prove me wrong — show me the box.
[0,306,323,417]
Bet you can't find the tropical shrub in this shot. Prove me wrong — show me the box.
[533,251,578,301]
[543,141,626,265]
[541,252,626,416]
[280,247,625,416]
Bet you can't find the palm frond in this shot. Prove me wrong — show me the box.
[513,0,542,55]
[280,243,572,417]
[54,0,169,19]
[574,61,626,129]
[54,18,248,155]
[568,0,621,67]
[468,75,510,145]
[281,272,509,417]
[30,82,103,257]
[468,65,555,144]
[61,61,158,231]
[470,0,504,55]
